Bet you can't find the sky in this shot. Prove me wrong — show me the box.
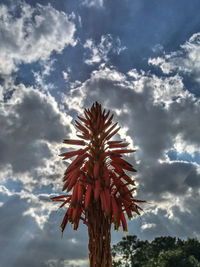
[0,0,200,266]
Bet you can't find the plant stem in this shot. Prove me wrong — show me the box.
[88,199,112,267]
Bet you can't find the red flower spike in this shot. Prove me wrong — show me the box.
[52,102,145,267]
[62,178,70,191]
[104,188,111,215]
[77,115,89,126]
[72,205,79,221]
[110,149,136,155]
[60,213,68,232]
[66,170,80,192]
[59,149,83,159]
[85,184,92,209]
[75,120,89,135]
[100,190,106,211]
[93,161,100,179]
[94,179,101,200]
[108,142,129,149]
[105,126,121,141]
[121,211,128,232]
[104,114,114,130]
[104,166,110,187]
[51,194,71,201]
[103,122,118,139]
[76,134,90,140]
[107,140,122,145]
[71,183,79,206]
[77,181,84,203]
[63,139,86,146]
[122,174,136,185]
[59,198,71,208]
[104,110,110,122]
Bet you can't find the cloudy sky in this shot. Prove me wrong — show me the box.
[0,0,200,266]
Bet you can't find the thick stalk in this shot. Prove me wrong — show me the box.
[88,199,112,267]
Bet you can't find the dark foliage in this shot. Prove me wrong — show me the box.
[112,235,200,267]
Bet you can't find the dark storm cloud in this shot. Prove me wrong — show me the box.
[113,203,200,242]
[0,86,71,173]
[138,206,198,241]
[0,195,38,267]
[12,217,89,267]
[142,188,200,240]
[139,161,200,200]
[170,97,200,146]
[0,195,89,267]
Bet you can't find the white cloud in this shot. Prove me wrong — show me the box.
[0,185,13,196]
[149,56,172,74]
[0,183,56,229]
[0,85,3,101]
[41,59,56,77]
[0,17,200,265]
[149,74,187,108]
[22,201,53,230]
[33,70,55,93]
[62,71,69,81]
[0,69,76,229]
[0,82,73,176]
[62,68,71,82]
[0,2,76,75]
[84,34,126,65]
[82,0,104,8]
[62,64,183,230]
[141,223,156,230]
[149,32,200,83]
[173,134,200,155]
[44,258,89,267]
[64,63,200,210]
[152,43,164,53]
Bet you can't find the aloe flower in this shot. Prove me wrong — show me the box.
[52,102,145,266]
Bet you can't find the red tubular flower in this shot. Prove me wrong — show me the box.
[52,102,145,267]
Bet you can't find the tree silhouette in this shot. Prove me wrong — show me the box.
[51,102,144,266]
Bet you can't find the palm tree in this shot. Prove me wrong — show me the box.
[52,102,145,267]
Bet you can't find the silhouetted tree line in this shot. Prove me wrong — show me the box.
[112,235,200,267]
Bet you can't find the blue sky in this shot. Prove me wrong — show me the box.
[0,0,200,266]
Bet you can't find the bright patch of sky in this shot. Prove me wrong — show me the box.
[168,150,200,165]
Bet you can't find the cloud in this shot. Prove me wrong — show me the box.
[0,194,89,267]
[1,6,200,265]
[138,206,195,240]
[140,161,200,201]
[0,83,72,174]
[0,72,76,229]
[63,61,200,237]
[44,258,89,267]
[65,63,200,159]
[149,32,200,83]
[0,2,76,76]
[141,187,200,240]
[0,183,55,229]
[82,0,104,8]
[84,34,126,65]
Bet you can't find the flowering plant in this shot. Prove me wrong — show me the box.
[52,102,145,266]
